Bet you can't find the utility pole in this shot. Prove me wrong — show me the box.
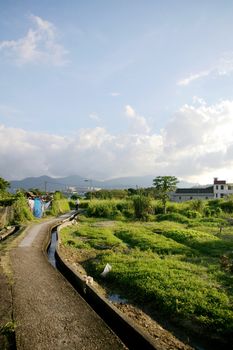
[44,181,47,193]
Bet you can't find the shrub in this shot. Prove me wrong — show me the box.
[184,210,202,219]
[156,213,190,224]
[203,207,211,217]
[87,200,117,218]
[53,191,64,200]
[12,194,33,224]
[132,195,152,219]
[86,199,133,219]
[122,208,134,219]
[0,198,15,206]
[50,198,70,216]
[79,200,89,209]
[220,200,233,213]
[189,199,205,213]
[153,201,164,214]
[112,210,125,221]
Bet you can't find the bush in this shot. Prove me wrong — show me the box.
[0,198,15,206]
[184,210,202,219]
[86,199,133,219]
[156,213,190,224]
[220,200,233,213]
[12,194,33,224]
[87,200,117,218]
[112,210,125,221]
[50,198,70,216]
[122,208,134,219]
[53,191,64,200]
[189,199,205,213]
[203,207,211,217]
[132,195,152,219]
[153,201,164,214]
[79,200,89,209]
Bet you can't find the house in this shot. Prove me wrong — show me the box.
[213,178,233,199]
[171,186,214,202]
[171,178,233,202]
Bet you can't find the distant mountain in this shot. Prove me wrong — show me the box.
[9,174,197,192]
[10,175,87,192]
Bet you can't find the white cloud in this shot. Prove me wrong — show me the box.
[125,105,136,117]
[192,96,207,106]
[2,99,233,183]
[89,113,101,122]
[125,105,150,134]
[109,92,121,97]
[0,14,68,66]
[177,70,210,86]
[177,53,233,86]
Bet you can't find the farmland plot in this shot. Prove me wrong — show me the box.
[60,215,233,346]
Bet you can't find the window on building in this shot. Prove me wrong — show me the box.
[206,197,208,199]
[216,194,218,198]
[190,196,193,200]
[228,185,232,190]
[179,196,181,200]
[221,185,224,190]
[216,185,218,190]
[220,193,224,198]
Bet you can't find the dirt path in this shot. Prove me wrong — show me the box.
[10,215,126,350]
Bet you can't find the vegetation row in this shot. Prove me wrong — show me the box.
[60,196,233,345]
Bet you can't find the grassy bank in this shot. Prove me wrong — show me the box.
[60,214,233,344]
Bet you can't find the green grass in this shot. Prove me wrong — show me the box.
[60,214,233,341]
[49,198,70,216]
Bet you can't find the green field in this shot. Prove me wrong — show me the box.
[60,199,233,344]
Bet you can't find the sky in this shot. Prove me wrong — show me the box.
[1,0,233,184]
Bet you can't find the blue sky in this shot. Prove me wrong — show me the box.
[1,1,233,183]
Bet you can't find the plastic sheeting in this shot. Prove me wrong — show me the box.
[33,198,43,218]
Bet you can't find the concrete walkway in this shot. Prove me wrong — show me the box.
[11,215,126,350]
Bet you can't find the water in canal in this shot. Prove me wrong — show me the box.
[47,229,57,268]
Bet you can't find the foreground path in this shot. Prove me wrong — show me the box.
[11,214,125,350]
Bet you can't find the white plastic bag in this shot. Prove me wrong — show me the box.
[101,263,112,277]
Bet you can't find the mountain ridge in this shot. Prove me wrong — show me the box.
[9,174,198,192]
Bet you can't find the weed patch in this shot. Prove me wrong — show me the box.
[60,215,233,342]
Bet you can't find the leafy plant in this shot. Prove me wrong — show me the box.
[132,194,152,219]
[50,198,70,216]
[11,193,33,224]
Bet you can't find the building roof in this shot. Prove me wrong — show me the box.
[175,186,213,194]
[214,178,226,185]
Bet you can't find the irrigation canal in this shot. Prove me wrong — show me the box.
[47,222,159,350]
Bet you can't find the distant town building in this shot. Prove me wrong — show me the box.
[171,178,233,202]
[213,177,233,199]
[171,186,214,202]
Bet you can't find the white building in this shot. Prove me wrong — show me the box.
[171,178,233,202]
[171,186,214,202]
[213,178,233,199]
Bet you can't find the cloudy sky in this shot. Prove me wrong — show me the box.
[1,1,233,184]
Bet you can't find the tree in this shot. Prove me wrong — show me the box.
[0,177,10,192]
[153,176,178,214]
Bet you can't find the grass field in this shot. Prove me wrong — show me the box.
[60,213,233,343]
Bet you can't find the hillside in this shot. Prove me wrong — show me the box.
[9,175,196,192]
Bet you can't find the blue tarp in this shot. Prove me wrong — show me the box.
[33,198,42,218]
